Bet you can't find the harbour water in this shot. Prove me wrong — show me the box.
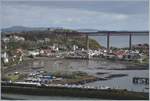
[84,70,149,93]
[91,36,149,48]
[6,58,149,93]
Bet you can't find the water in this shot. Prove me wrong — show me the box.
[84,70,149,92]
[6,58,149,93]
[90,36,149,48]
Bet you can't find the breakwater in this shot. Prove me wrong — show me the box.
[2,83,149,100]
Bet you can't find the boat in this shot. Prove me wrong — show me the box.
[31,66,44,69]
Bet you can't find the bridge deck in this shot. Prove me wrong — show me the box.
[80,31,149,36]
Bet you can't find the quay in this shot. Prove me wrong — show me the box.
[1,82,149,100]
[133,77,149,85]
[65,56,88,59]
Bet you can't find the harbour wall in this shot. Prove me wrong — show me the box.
[2,84,149,100]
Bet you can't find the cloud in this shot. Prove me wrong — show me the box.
[114,14,128,21]
[1,2,148,31]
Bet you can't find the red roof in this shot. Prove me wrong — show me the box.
[113,50,127,56]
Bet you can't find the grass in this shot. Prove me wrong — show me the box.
[51,71,88,79]
[7,74,19,82]
[51,71,98,84]
[6,73,26,82]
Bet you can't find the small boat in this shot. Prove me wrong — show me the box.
[31,66,43,69]
[145,87,149,89]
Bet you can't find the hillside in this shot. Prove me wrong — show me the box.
[2,29,101,50]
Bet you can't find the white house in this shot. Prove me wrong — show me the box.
[28,50,40,56]
[124,52,142,61]
[1,52,9,64]
[2,37,10,43]
[11,35,25,41]
[4,58,9,64]
[73,45,78,51]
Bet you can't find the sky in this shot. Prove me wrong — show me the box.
[1,0,149,31]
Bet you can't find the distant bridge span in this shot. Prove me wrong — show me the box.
[78,31,149,53]
[80,31,149,36]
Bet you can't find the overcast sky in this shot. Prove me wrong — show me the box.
[1,0,149,31]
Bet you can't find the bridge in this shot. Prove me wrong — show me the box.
[77,31,149,53]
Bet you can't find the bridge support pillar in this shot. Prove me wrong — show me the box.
[129,34,132,51]
[107,33,110,54]
[86,35,90,59]
[86,35,89,50]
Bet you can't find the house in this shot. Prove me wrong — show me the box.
[15,36,25,41]
[28,49,40,57]
[16,48,23,54]
[44,38,50,42]
[39,49,51,56]
[100,49,107,57]
[2,37,10,43]
[38,40,45,43]
[1,52,9,64]
[57,44,67,51]
[10,35,25,41]
[106,53,116,59]
[113,50,127,59]
[10,48,24,63]
[92,50,101,57]
[2,35,25,42]
[73,45,78,51]
[124,52,142,61]
[16,48,24,62]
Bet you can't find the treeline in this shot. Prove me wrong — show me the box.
[11,30,83,41]
[2,30,101,50]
